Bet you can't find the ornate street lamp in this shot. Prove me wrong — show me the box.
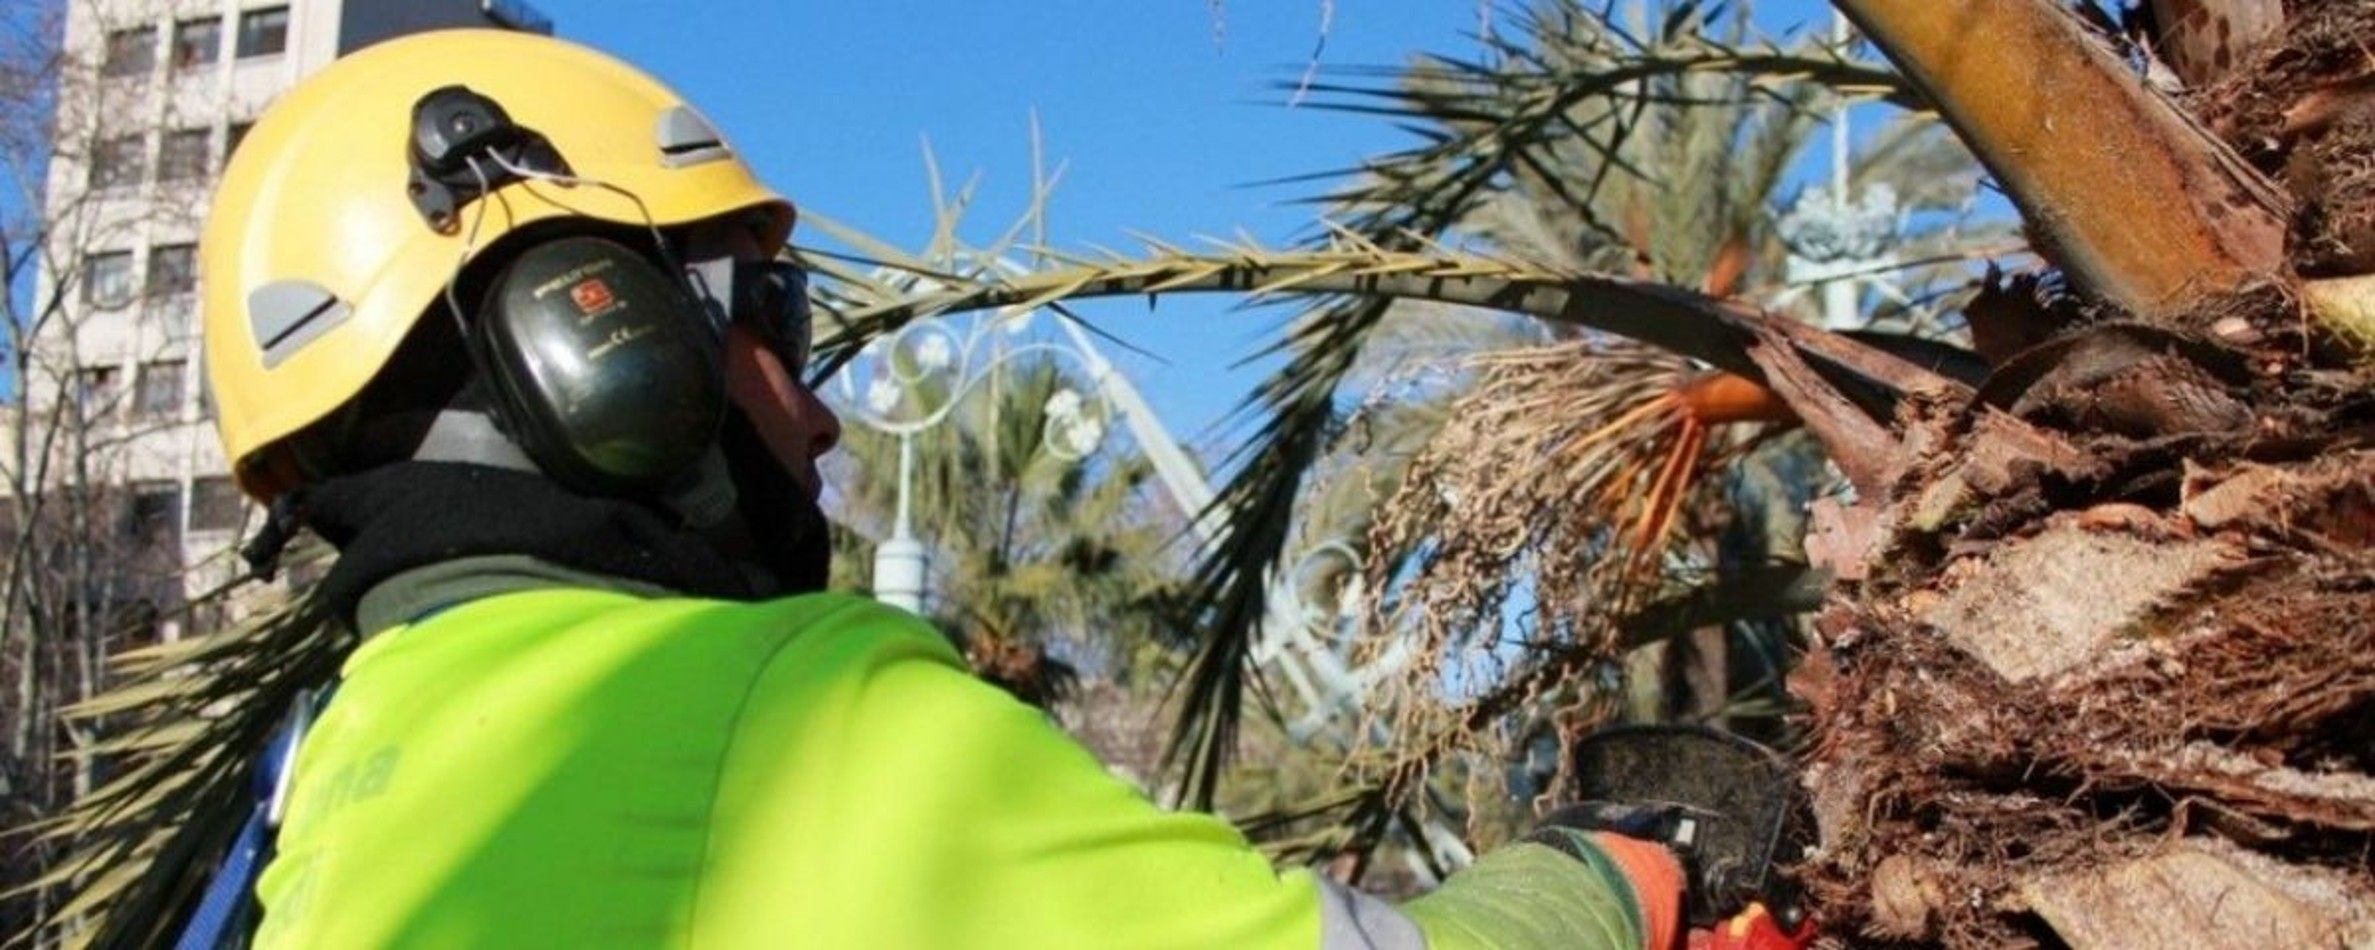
[1774,14,1920,333]
[833,308,1110,615]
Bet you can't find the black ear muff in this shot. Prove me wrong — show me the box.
[471,235,726,496]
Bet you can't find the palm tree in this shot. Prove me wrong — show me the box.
[810,1,2375,942]
[1186,0,2005,874]
[1220,0,2375,943]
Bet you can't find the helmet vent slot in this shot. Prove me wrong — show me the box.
[249,280,353,368]
[655,106,730,168]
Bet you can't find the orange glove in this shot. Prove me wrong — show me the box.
[1588,832,1685,950]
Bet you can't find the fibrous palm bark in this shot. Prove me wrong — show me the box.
[1777,1,2375,944]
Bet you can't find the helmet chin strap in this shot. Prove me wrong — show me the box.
[665,448,740,530]
[411,409,536,472]
[410,409,740,530]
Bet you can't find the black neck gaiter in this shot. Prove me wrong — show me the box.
[299,460,812,627]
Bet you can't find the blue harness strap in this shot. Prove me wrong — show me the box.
[174,691,318,950]
[173,805,270,950]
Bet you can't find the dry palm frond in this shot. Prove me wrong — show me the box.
[19,545,341,949]
[1305,342,1773,851]
[1366,341,1764,654]
[805,242,1954,406]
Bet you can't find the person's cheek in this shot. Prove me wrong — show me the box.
[722,326,825,487]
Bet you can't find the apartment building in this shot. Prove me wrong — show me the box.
[19,0,550,618]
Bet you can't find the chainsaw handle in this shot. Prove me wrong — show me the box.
[1688,902,1817,950]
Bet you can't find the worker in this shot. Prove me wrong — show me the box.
[199,29,1686,948]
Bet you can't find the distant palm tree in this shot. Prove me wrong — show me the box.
[824,353,1193,701]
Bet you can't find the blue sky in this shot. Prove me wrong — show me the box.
[0,1,1856,442]
[539,1,1847,455]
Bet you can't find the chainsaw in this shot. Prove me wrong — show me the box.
[1557,725,1820,950]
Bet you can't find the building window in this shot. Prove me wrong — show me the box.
[75,365,120,410]
[125,483,179,543]
[158,128,209,182]
[224,122,256,165]
[236,7,288,59]
[173,17,221,69]
[148,244,197,297]
[102,27,155,77]
[89,135,145,190]
[85,251,135,307]
[190,477,246,532]
[135,360,186,417]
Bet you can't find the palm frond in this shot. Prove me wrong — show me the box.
[808,243,1952,395]
[1311,341,1757,827]
[21,544,343,949]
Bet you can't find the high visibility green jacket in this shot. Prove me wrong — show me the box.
[256,582,1655,948]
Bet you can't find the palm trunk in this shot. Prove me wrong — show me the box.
[1833,0,2289,323]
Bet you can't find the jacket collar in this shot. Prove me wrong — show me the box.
[352,554,679,637]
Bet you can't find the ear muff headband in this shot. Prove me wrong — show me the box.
[471,235,727,495]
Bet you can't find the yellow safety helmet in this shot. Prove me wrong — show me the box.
[202,29,793,501]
